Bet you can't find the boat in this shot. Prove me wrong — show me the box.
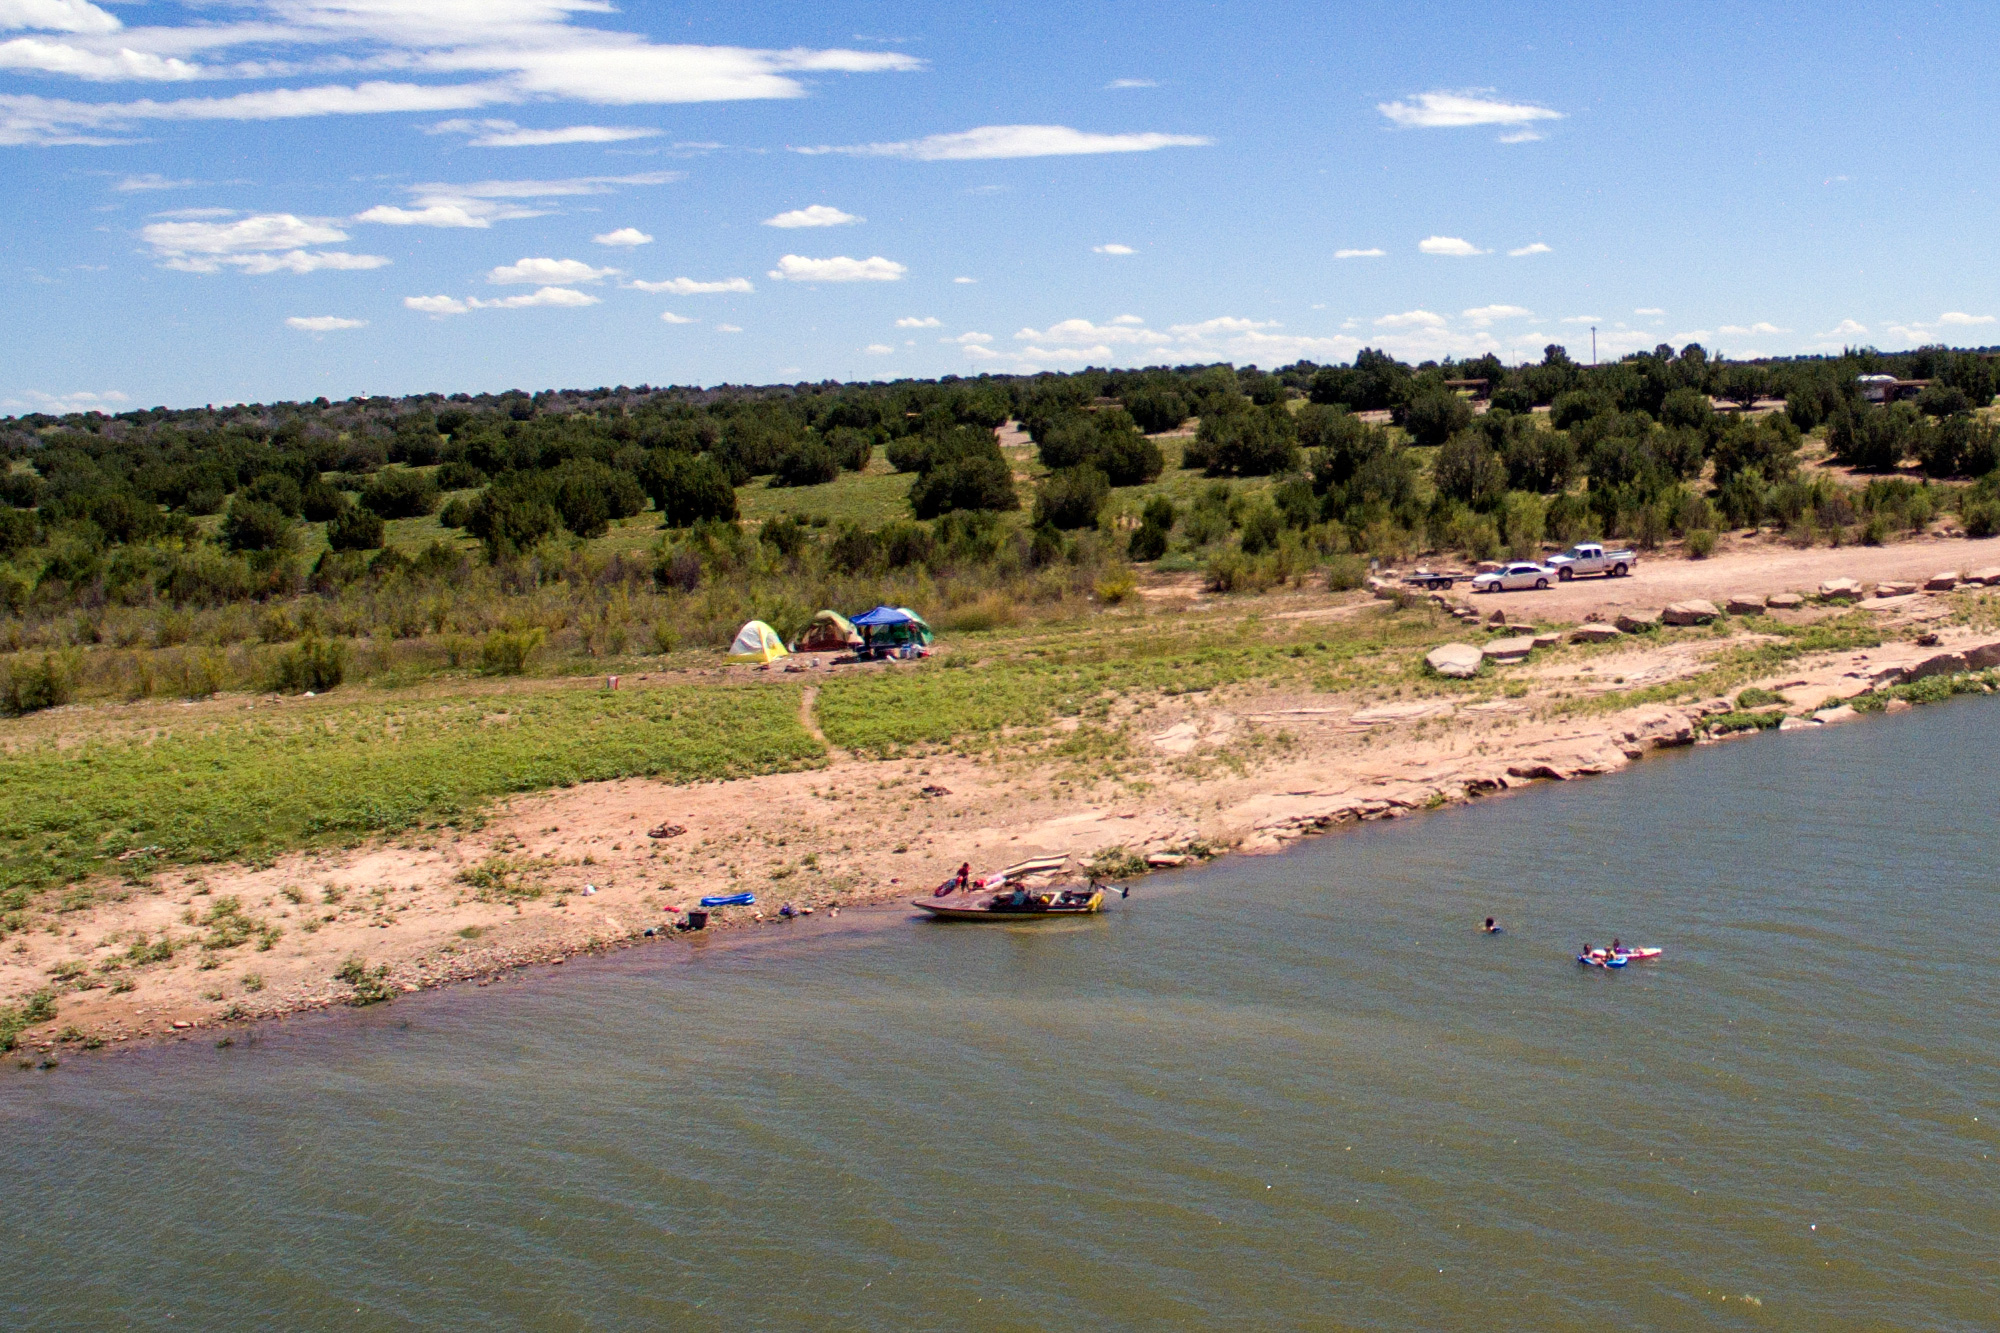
[914,884,1107,921]
[1614,946,1663,962]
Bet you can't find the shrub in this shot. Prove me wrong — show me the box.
[467,491,560,558]
[299,478,349,522]
[641,452,739,528]
[326,504,386,552]
[1402,390,1473,446]
[1127,521,1169,561]
[824,427,875,472]
[361,467,440,519]
[1237,502,1282,555]
[222,498,291,552]
[772,438,840,488]
[242,473,303,516]
[1,651,79,716]
[480,627,546,675]
[1684,527,1717,558]
[436,459,487,491]
[1094,568,1137,604]
[334,956,394,1005]
[1325,554,1368,590]
[1033,465,1109,530]
[437,495,473,529]
[910,455,1018,519]
[269,637,348,693]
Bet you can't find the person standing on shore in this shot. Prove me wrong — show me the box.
[955,862,971,894]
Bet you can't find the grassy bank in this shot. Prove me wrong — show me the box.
[0,679,825,919]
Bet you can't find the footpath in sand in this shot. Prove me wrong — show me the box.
[8,534,2000,1055]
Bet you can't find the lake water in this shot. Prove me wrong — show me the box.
[4,700,1998,1331]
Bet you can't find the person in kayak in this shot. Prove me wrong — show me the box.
[1610,937,1623,955]
[1482,917,1502,934]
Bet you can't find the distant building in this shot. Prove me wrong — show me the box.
[1857,373,1929,403]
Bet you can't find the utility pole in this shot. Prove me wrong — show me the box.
[1591,326,1598,366]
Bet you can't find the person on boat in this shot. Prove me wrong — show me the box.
[954,862,971,894]
[1581,943,1595,963]
[1483,917,1501,934]
[1610,937,1623,955]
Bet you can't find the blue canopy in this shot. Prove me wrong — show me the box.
[852,605,928,628]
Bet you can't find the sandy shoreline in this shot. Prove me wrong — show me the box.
[6,536,1999,1061]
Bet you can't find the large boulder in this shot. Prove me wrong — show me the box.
[1725,594,1767,615]
[1925,572,1962,592]
[1901,651,1969,683]
[1571,623,1623,644]
[1767,592,1804,609]
[1425,643,1485,678]
[1484,635,1536,663]
[1964,641,2000,670]
[1662,599,1721,626]
[1615,609,1663,632]
[1967,566,2000,587]
[1813,705,1861,725]
[1873,580,1918,598]
[1819,577,1862,599]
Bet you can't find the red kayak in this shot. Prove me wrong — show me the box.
[1615,947,1663,962]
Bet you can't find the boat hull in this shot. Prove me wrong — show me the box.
[914,895,1104,922]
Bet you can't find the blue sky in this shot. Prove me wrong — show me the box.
[3,0,1998,411]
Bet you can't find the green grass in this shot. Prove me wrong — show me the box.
[0,681,824,907]
[1556,613,1886,715]
[737,449,917,529]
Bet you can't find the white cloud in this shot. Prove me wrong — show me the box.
[1335,247,1384,259]
[1560,315,1602,324]
[795,124,1212,160]
[353,171,681,230]
[948,331,993,345]
[0,12,925,144]
[864,343,894,354]
[140,211,389,274]
[895,316,940,328]
[1378,90,1563,130]
[405,285,598,316]
[766,253,905,282]
[1718,321,1789,336]
[592,227,652,247]
[953,276,976,284]
[1107,78,1156,89]
[1462,304,1533,326]
[627,275,753,294]
[486,257,618,285]
[286,314,365,331]
[0,0,121,35]
[1376,309,1447,329]
[1939,311,1995,326]
[1419,235,1487,257]
[658,310,694,324]
[429,118,662,147]
[0,387,127,411]
[1093,243,1135,255]
[1014,317,1172,347]
[715,323,742,332]
[114,172,192,191]
[1634,307,1665,316]
[1497,130,1544,144]
[1509,242,1552,257]
[763,204,859,228]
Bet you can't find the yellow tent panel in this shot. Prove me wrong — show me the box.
[727,620,789,664]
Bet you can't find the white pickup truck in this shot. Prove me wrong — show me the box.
[1545,543,1636,581]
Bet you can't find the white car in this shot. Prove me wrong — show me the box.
[1472,561,1556,593]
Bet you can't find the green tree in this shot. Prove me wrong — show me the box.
[1033,465,1110,529]
[326,505,385,552]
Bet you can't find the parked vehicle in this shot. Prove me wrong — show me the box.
[1400,567,1472,591]
[1472,562,1556,593]
[1545,543,1636,581]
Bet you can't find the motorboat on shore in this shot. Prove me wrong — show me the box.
[914,883,1107,921]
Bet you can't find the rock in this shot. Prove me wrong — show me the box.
[1812,705,1860,725]
[1963,641,2000,670]
[1725,595,1767,615]
[1900,651,1968,683]
[1967,566,2000,586]
[1662,599,1721,626]
[1145,853,1191,868]
[1767,592,1804,609]
[1487,609,1510,626]
[1425,643,1485,678]
[1873,581,1918,598]
[1531,632,1561,648]
[1484,635,1536,662]
[1884,698,1913,713]
[1615,609,1663,632]
[1367,577,1399,600]
[1925,572,1962,592]
[1777,716,1818,730]
[1570,623,1623,643]
[1819,578,1862,598]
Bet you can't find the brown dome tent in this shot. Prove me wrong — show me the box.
[792,610,863,653]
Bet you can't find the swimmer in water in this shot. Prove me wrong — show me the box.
[1482,917,1502,934]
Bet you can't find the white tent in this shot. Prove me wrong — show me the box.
[727,620,789,664]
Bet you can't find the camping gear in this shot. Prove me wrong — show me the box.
[793,610,863,653]
[851,605,934,658]
[727,621,789,664]
[683,910,709,931]
[699,891,756,908]
[915,883,1107,921]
